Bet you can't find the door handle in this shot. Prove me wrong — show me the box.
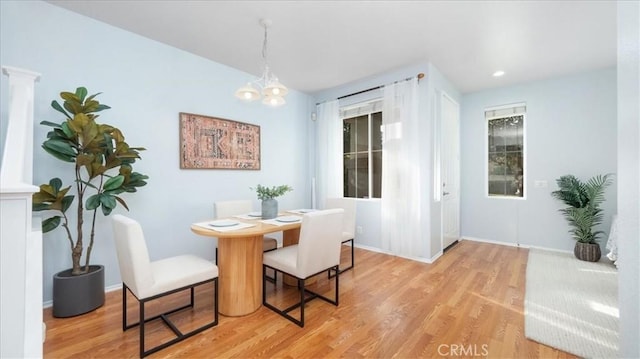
[443,191,450,196]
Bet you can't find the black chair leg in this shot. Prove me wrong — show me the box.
[263,265,340,328]
[329,239,354,278]
[122,279,218,358]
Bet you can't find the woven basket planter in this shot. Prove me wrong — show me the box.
[574,242,601,262]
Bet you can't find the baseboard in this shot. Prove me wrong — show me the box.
[354,243,435,264]
[42,283,122,309]
[462,237,573,254]
[462,236,524,248]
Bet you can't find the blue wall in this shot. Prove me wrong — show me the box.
[1,0,314,303]
[460,67,618,251]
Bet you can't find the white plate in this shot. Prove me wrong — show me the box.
[297,209,316,213]
[276,215,300,223]
[247,212,262,217]
[209,220,239,227]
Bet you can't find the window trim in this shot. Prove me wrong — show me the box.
[485,103,527,200]
[341,99,383,199]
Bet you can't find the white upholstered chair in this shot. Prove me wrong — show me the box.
[262,208,344,327]
[112,214,219,358]
[325,198,357,276]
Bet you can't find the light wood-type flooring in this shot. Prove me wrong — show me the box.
[43,240,576,358]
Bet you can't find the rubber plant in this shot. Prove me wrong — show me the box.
[32,87,149,275]
[550,174,613,243]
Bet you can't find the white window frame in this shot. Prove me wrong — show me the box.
[341,99,383,199]
[485,102,527,200]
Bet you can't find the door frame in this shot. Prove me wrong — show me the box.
[439,91,461,253]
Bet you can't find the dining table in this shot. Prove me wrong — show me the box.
[190,210,312,317]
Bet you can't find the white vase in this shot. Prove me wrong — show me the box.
[261,199,278,219]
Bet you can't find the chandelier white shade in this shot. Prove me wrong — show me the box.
[235,19,288,107]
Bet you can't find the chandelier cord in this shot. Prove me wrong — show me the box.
[235,18,287,106]
[262,24,268,69]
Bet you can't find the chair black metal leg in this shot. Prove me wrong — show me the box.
[139,299,145,358]
[299,278,305,327]
[329,239,354,278]
[122,279,218,357]
[265,267,277,283]
[122,283,128,331]
[263,264,340,328]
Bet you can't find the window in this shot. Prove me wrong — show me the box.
[486,104,526,198]
[342,100,383,198]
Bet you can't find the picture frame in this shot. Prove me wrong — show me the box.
[179,112,261,170]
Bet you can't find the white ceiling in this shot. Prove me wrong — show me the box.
[46,0,617,95]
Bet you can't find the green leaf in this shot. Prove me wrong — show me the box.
[103,175,124,191]
[40,120,62,128]
[100,194,117,209]
[100,194,117,216]
[42,139,76,162]
[61,195,74,213]
[50,178,63,193]
[86,194,101,210]
[42,216,61,233]
[95,104,111,112]
[50,100,70,119]
[101,205,113,216]
[75,87,88,102]
[60,122,75,138]
[33,202,51,212]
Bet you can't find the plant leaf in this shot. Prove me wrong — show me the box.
[86,194,101,210]
[103,175,124,191]
[42,139,76,162]
[50,100,71,119]
[114,196,129,211]
[40,120,62,128]
[42,216,62,233]
[75,87,88,102]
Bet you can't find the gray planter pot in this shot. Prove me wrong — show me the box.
[261,198,278,219]
[574,242,602,262]
[53,264,105,318]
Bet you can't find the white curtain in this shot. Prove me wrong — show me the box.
[381,78,421,257]
[315,100,342,209]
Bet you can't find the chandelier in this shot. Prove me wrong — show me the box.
[235,19,288,107]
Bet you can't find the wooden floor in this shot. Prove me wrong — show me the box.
[43,240,577,358]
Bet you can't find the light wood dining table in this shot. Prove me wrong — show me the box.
[190,214,302,317]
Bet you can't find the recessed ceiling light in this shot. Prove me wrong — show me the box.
[493,70,505,77]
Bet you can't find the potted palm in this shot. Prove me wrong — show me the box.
[32,87,148,317]
[251,184,293,219]
[550,173,613,262]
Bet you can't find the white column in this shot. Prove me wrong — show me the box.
[0,65,42,358]
[1,66,40,187]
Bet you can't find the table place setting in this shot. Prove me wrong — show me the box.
[286,209,317,215]
[192,219,256,232]
[232,211,264,220]
[261,215,303,226]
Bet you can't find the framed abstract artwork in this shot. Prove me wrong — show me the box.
[179,112,261,170]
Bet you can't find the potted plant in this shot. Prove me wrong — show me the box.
[251,184,293,219]
[550,173,613,262]
[32,87,148,317]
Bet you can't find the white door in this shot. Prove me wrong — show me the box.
[441,93,460,250]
